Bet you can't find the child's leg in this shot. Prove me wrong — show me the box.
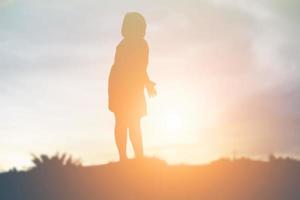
[129,117,144,158]
[115,114,128,161]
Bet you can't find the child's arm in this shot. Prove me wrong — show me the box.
[139,40,157,97]
[145,73,157,97]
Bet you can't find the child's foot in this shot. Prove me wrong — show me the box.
[119,155,128,162]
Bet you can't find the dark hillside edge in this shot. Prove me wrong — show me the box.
[1,156,300,200]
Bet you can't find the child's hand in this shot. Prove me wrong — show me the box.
[146,81,157,98]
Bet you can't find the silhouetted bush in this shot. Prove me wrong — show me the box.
[30,153,81,172]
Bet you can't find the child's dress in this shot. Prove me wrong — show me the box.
[108,38,150,120]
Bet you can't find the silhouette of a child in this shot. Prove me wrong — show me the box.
[108,12,156,161]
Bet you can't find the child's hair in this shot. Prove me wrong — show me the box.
[121,12,146,38]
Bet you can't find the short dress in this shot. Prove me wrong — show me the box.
[108,38,150,120]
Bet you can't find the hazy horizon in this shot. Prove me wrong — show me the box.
[1,0,299,171]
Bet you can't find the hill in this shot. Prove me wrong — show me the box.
[1,155,300,200]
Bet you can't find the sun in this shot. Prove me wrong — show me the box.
[149,104,190,143]
[162,113,184,134]
[147,88,207,144]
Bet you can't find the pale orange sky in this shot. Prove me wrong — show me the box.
[0,0,300,171]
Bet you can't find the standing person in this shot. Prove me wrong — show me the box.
[108,12,156,161]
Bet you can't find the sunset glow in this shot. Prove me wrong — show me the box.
[1,0,299,171]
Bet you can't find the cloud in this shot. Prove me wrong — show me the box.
[216,82,300,155]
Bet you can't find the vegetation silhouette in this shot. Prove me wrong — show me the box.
[1,153,300,200]
[108,12,156,162]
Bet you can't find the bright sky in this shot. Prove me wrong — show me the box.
[1,0,300,171]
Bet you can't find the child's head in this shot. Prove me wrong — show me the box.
[121,12,146,39]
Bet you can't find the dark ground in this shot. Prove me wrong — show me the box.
[1,156,300,200]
